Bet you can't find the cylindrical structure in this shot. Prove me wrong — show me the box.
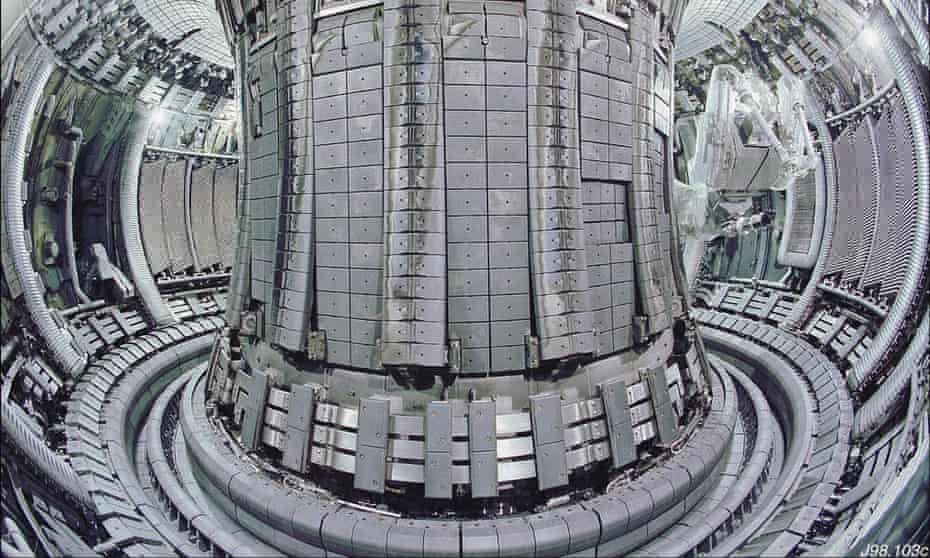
[847,7,930,390]
[1,48,87,377]
[119,112,178,326]
[210,0,711,519]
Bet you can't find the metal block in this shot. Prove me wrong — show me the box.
[351,515,393,557]
[282,384,316,472]
[461,347,492,372]
[447,163,488,188]
[489,215,528,242]
[490,294,530,321]
[445,85,486,110]
[313,72,347,98]
[449,243,489,270]
[314,95,347,121]
[561,505,599,552]
[495,519,535,557]
[451,322,491,348]
[529,392,564,445]
[348,90,382,117]
[241,370,270,450]
[490,345,525,371]
[468,399,497,453]
[315,120,348,144]
[445,110,487,135]
[446,137,488,162]
[444,35,485,58]
[487,137,527,162]
[444,60,485,84]
[489,267,530,294]
[348,114,383,141]
[470,451,498,498]
[599,378,636,462]
[354,445,387,493]
[645,367,678,444]
[448,190,488,215]
[350,191,383,216]
[349,165,383,191]
[486,61,526,85]
[315,143,348,169]
[529,515,569,557]
[358,397,390,448]
[386,523,425,558]
[318,267,349,292]
[449,296,490,322]
[535,441,568,490]
[426,401,453,452]
[448,270,490,296]
[425,452,452,499]
[462,523,498,557]
[348,139,383,165]
[486,86,526,111]
[422,522,459,558]
[488,242,529,274]
[348,65,382,91]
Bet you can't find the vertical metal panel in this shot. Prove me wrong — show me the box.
[381,0,447,367]
[526,0,594,362]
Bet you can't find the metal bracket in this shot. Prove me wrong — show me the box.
[307,330,327,361]
[447,339,462,373]
[240,310,261,336]
[374,338,383,369]
[632,315,650,343]
[525,335,541,369]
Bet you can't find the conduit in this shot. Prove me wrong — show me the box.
[848,8,930,390]
[119,112,177,326]
[1,50,86,377]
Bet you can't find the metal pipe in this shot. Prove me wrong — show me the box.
[848,8,930,390]
[783,97,838,330]
[62,125,91,304]
[1,50,86,377]
[853,310,928,440]
[156,272,230,287]
[1,398,94,510]
[119,112,178,326]
[143,144,239,160]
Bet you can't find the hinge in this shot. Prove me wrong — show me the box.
[632,315,650,343]
[448,339,462,373]
[525,335,541,369]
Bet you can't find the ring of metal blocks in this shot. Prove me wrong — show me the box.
[695,309,854,555]
[632,356,778,556]
[64,316,225,557]
[181,361,736,557]
[146,370,277,556]
[233,361,688,494]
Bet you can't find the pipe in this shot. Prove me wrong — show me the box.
[119,112,177,326]
[782,96,838,330]
[143,144,239,160]
[892,0,929,68]
[854,310,929,440]
[61,125,91,304]
[1,397,94,510]
[1,50,86,377]
[58,299,107,318]
[848,8,930,390]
